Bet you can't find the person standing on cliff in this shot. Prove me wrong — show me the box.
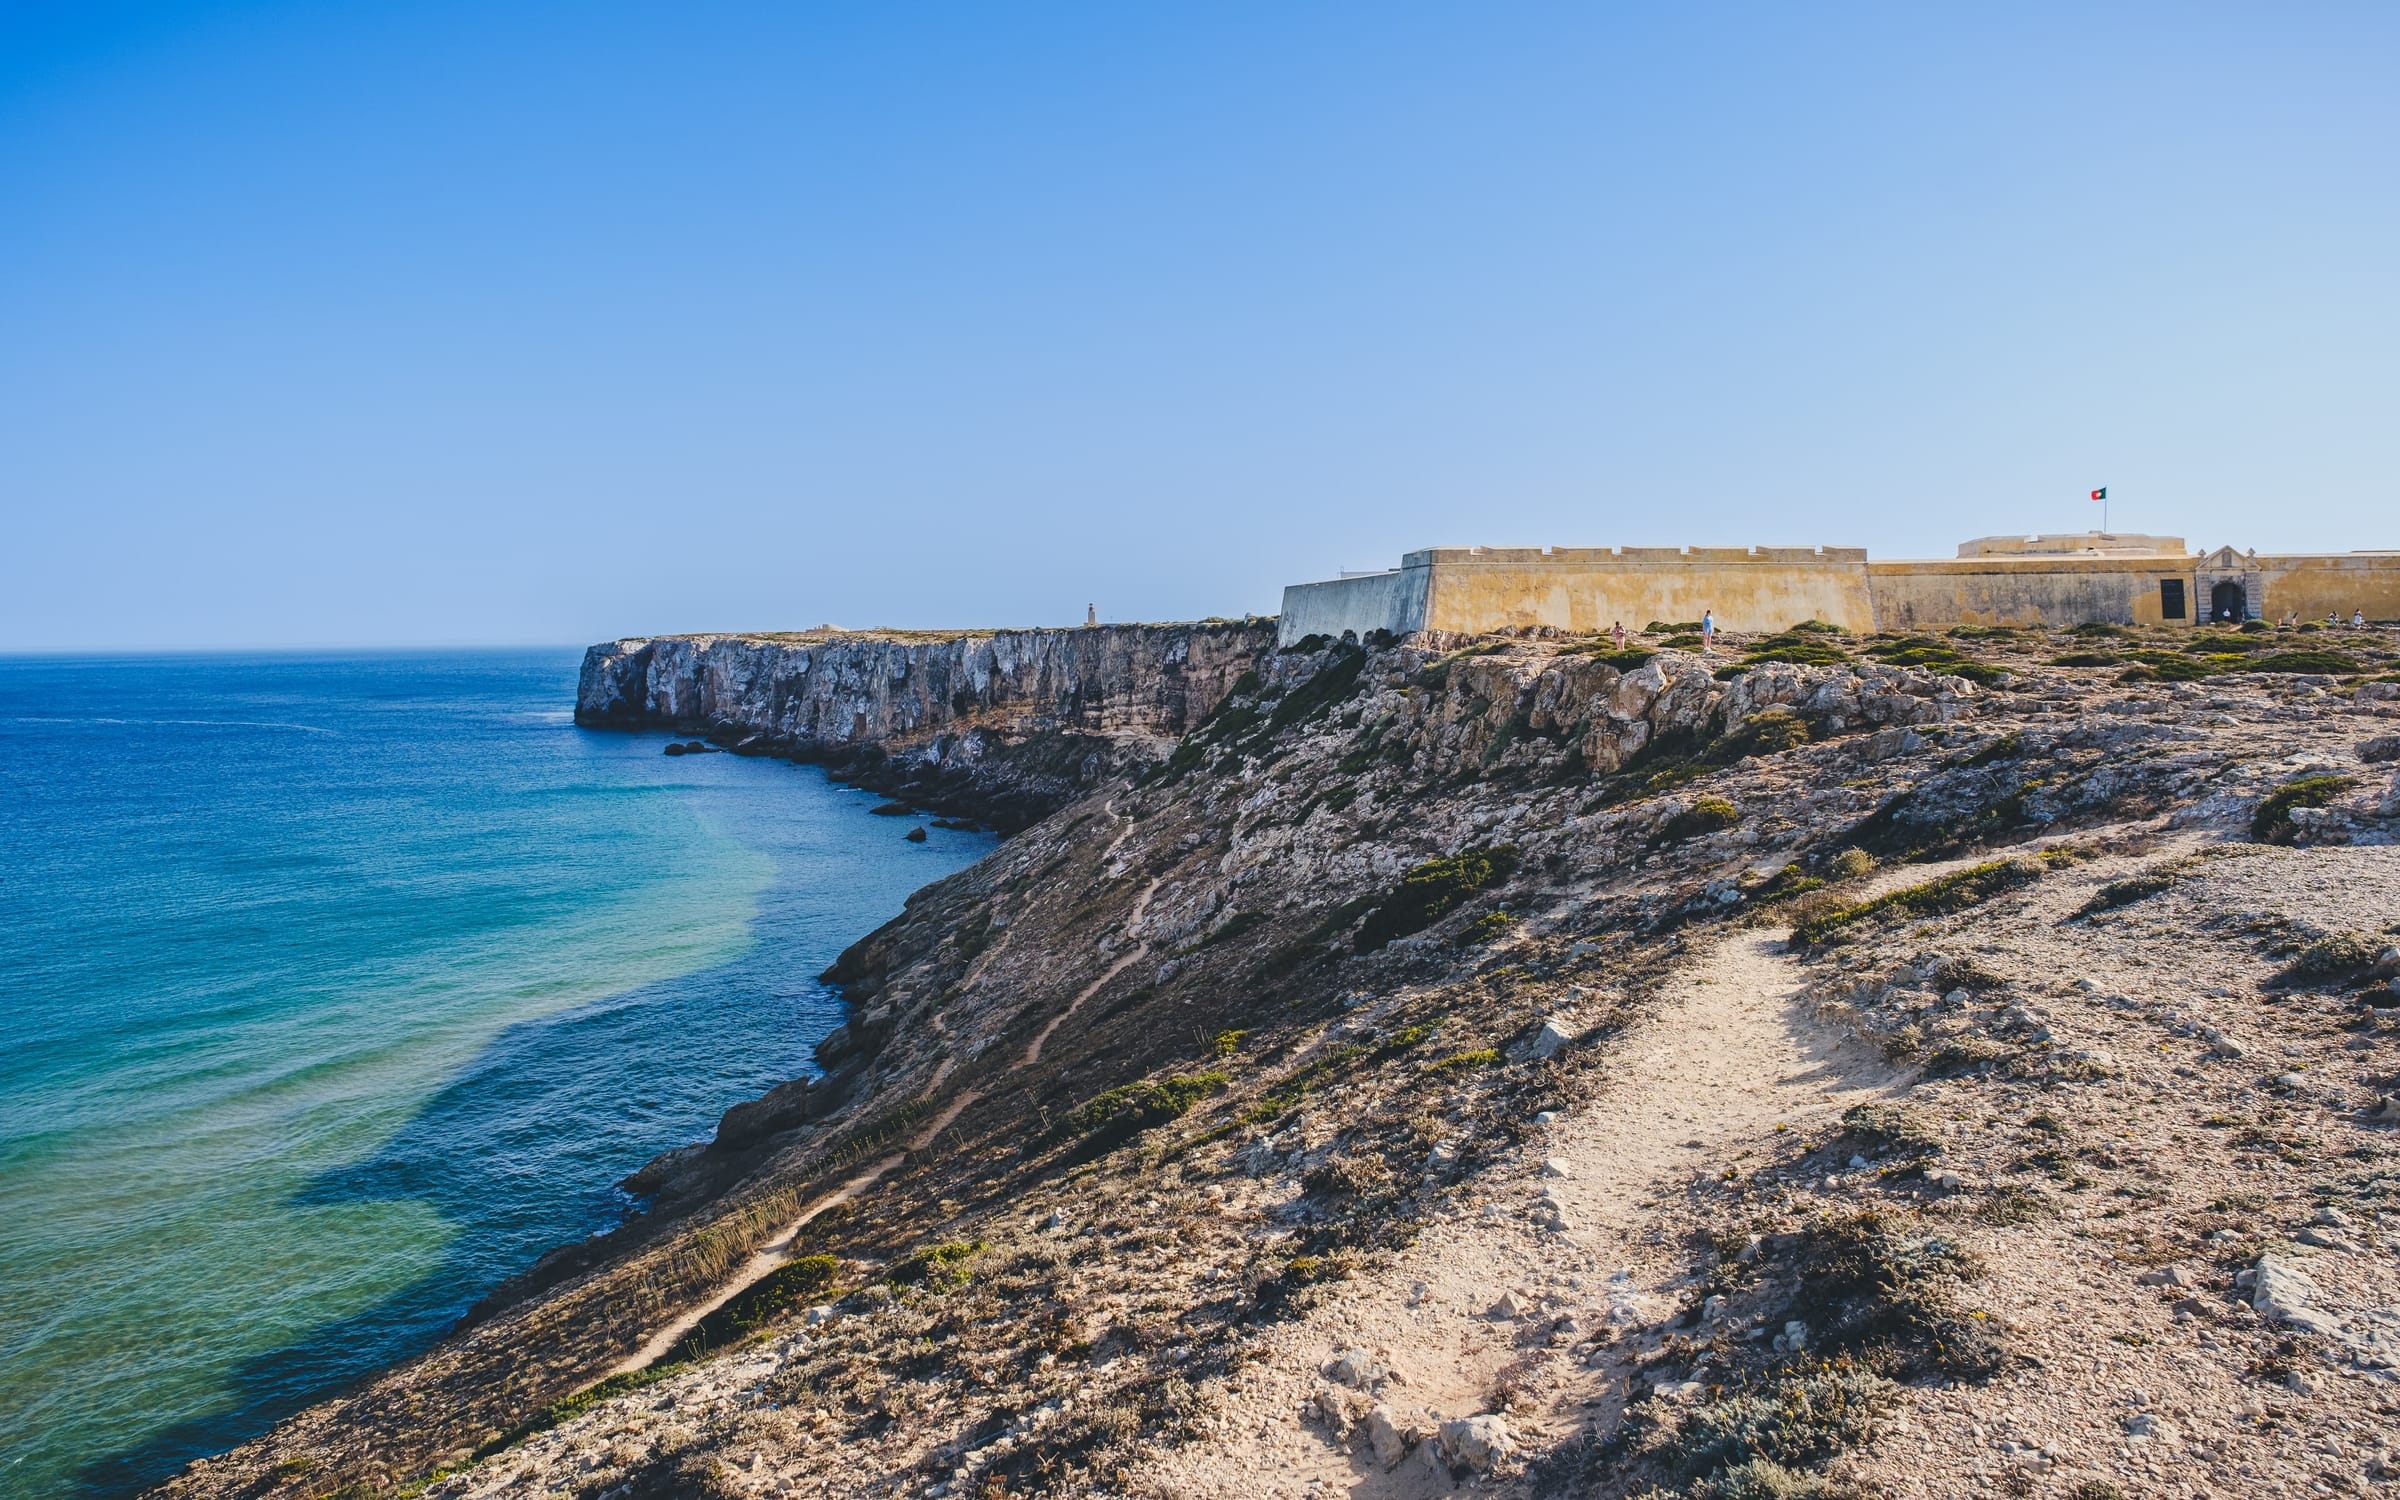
[1700,610,1717,654]
[1612,621,1627,651]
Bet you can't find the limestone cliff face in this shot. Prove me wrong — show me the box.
[575,622,1276,828]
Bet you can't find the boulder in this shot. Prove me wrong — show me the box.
[1362,1405,1413,1469]
[1327,1348,1386,1391]
[2252,1252,2344,1336]
[1437,1414,1512,1471]
[619,1142,707,1197]
[1522,1017,1577,1061]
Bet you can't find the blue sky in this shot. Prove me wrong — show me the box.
[3,2,2393,649]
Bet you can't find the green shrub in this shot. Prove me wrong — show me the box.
[1792,859,2041,945]
[2280,931,2381,983]
[1679,1367,1891,1477]
[1211,1028,1248,1058]
[1654,795,1742,845]
[1586,647,1659,670]
[1692,1458,1872,1499]
[2076,871,2175,916]
[1841,1102,1942,1156]
[2249,650,2364,674]
[891,1240,980,1291]
[667,1253,842,1362]
[1956,731,2021,768]
[2067,622,2130,639]
[1755,868,1825,904]
[1201,910,1266,946]
[2251,774,2355,842]
[1862,636,2004,684]
[1827,848,1877,880]
[1268,648,1369,731]
[1722,708,1811,759]
[2122,652,2219,682]
[1783,1211,1998,1380]
[1787,619,1848,635]
[1355,845,1522,951]
[1459,910,1518,945]
[1740,636,1849,668]
[479,1364,686,1458]
[2049,652,2120,668]
[1430,1047,1500,1072]
[1065,1073,1229,1153]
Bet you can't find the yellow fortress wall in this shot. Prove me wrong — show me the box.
[1414,546,1874,636]
[1276,535,2400,645]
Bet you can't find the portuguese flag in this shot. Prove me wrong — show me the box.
[2090,487,2106,502]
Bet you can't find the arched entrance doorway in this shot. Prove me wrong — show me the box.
[2210,580,2247,623]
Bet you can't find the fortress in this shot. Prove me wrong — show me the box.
[1277,533,2400,646]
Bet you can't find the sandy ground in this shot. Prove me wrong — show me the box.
[1131,922,1906,1499]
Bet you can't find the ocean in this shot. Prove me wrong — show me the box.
[0,650,994,1498]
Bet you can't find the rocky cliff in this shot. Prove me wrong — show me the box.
[157,619,2400,1500]
[575,622,1276,829]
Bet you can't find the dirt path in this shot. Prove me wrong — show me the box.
[1134,925,1906,1499]
[611,798,1160,1379]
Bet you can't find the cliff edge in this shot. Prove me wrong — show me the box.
[575,622,1276,829]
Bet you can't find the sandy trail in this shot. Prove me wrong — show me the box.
[611,798,1159,1378]
[1136,925,1906,1499]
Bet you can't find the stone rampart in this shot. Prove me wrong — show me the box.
[1280,539,2400,640]
[1276,545,1876,644]
[2246,554,2400,623]
[1278,564,1429,643]
[1866,555,2191,629]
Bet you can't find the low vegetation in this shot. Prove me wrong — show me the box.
[1063,1073,1230,1156]
[1654,795,1743,846]
[1792,859,2042,945]
[1354,845,1521,951]
[2251,774,2355,843]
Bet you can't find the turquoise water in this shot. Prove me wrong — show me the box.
[0,651,993,1498]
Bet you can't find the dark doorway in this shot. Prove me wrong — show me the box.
[2160,579,2186,621]
[2210,580,2247,622]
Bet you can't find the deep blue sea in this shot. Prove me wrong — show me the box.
[0,650,993,1499]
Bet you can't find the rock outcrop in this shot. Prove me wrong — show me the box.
[575,623,1275,829]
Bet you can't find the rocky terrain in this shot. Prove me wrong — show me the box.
[160,615,2400,1500]
[575,622,1276,830]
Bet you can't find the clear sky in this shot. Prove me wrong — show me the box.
[3,2,2394,650]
